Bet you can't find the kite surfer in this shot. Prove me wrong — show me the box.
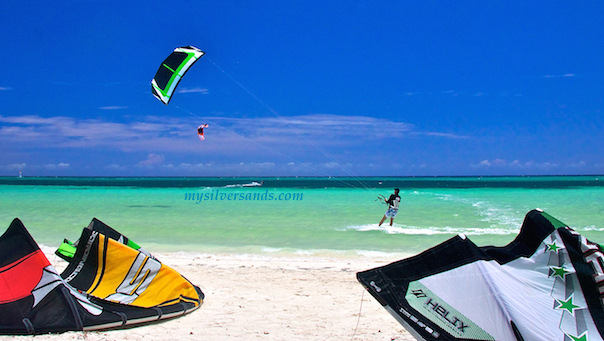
[378,188,401,226]
[197,124,209,141]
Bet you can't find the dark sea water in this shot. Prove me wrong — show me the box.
[1,176,603,259]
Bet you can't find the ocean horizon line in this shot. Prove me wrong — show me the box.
[1,174,603,189]
[2,174,603,179]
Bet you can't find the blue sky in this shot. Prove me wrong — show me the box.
[1,1,603,177]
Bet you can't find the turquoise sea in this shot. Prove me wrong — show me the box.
[1,176,603,258]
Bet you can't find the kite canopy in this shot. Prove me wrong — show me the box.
[59,218,202,310]
[357,209,604,341]
[0,218,203,335]
[151,46,204,105]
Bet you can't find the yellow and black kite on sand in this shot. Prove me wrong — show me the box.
[0,218,203,335]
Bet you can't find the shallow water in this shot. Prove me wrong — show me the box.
[1,176,602,258]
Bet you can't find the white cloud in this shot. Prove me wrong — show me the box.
[542,73,577,78]
[0,115,189,150]
[42,163,70,169]
[129,160,380,176]
[213,113,418,142]
[138,153,165,166]
[0,163,26,170]
[472,159,561,171]
[99,106,129,110]
[0,114,466,160]
[177,87,209,94]
[422,132,469,139]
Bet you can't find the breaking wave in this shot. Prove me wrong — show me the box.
[344,224,520,236]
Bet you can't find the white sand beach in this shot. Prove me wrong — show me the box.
[3,251,415,341]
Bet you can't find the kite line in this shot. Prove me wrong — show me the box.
[206,57,373,190]
[351,288,365,340]
[150,46,375,191]
[173,105,368,190]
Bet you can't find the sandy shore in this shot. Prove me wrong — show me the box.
[3,251,414,341]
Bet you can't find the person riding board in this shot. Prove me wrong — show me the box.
[378,188,401,226]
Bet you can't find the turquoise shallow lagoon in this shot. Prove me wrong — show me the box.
[1,176,602,258]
